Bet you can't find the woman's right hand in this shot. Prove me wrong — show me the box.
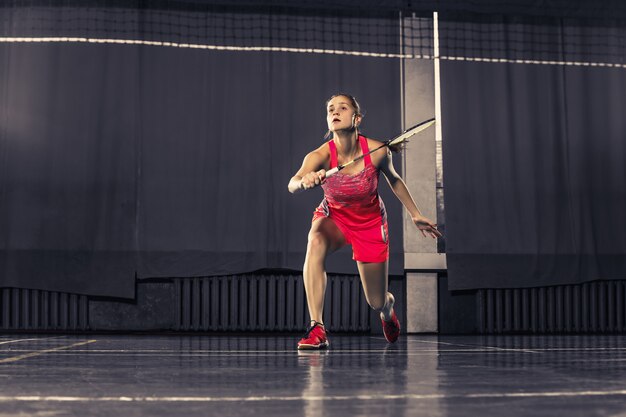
[300,170,326,190]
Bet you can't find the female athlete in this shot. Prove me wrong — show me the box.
[288,93,441,349]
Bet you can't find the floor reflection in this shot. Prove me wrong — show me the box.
[433,335,626,417]
[298,350,329,417]
[296,337,423,417]
[3,334,626,416]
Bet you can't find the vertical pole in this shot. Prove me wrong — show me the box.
[433,12,443,148]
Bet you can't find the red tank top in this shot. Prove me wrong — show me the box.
[316,135,387,230]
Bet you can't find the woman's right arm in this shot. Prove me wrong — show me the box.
[288,151,326,194]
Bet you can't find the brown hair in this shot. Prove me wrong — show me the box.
[326,93,363,117]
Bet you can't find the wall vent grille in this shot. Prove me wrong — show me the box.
[0,288,89,330]
[175,274,371,332]
[477,281,626,333]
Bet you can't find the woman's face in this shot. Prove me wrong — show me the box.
[326,96,360,132]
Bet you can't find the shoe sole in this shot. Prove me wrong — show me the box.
[297,341,329,350]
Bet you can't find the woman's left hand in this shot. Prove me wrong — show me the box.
[412,215,442,239]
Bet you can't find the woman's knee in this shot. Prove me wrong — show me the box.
[306,231,329,256]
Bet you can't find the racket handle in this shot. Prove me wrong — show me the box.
[325,167,339,178]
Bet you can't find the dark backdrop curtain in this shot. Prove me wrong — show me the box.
[0,43,138,297]
[0,4,403,298]
[440,14,626,290]
[136,49,404,280]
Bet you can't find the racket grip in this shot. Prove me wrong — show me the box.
[325,167,339,178]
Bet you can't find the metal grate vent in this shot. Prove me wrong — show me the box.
[175,274,371,332]
[0,288,89,330]
[478,280,626,334]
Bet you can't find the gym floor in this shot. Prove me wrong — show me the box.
[1,334,625,416]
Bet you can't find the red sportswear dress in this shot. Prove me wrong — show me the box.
[312,135,389,263]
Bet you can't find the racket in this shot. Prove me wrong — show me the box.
[324,118,436,178]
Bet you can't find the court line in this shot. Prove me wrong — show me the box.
[0,340,97,364]
[2,389,626,402]
[0,348,543,353]
[374,336,535,353]
[5,346,623,352]
[0,337,63,346]
[1,347,622,355]
[410,339,541,353]
[0,353,503,361]
[0,349,381,353]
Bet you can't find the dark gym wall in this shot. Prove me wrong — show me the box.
[0,6,404,298]
[440,15,626,290]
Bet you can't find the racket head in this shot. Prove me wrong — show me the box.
[387,118,436,147]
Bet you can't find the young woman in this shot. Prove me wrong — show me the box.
[288,93,441,349]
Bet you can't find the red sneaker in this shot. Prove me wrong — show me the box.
[381,310,401,343]
[297,321,329,350]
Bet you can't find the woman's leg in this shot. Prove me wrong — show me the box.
[357,260,394,320]
[304,218,346,323]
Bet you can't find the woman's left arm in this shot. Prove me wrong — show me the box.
[379,149,442,239]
